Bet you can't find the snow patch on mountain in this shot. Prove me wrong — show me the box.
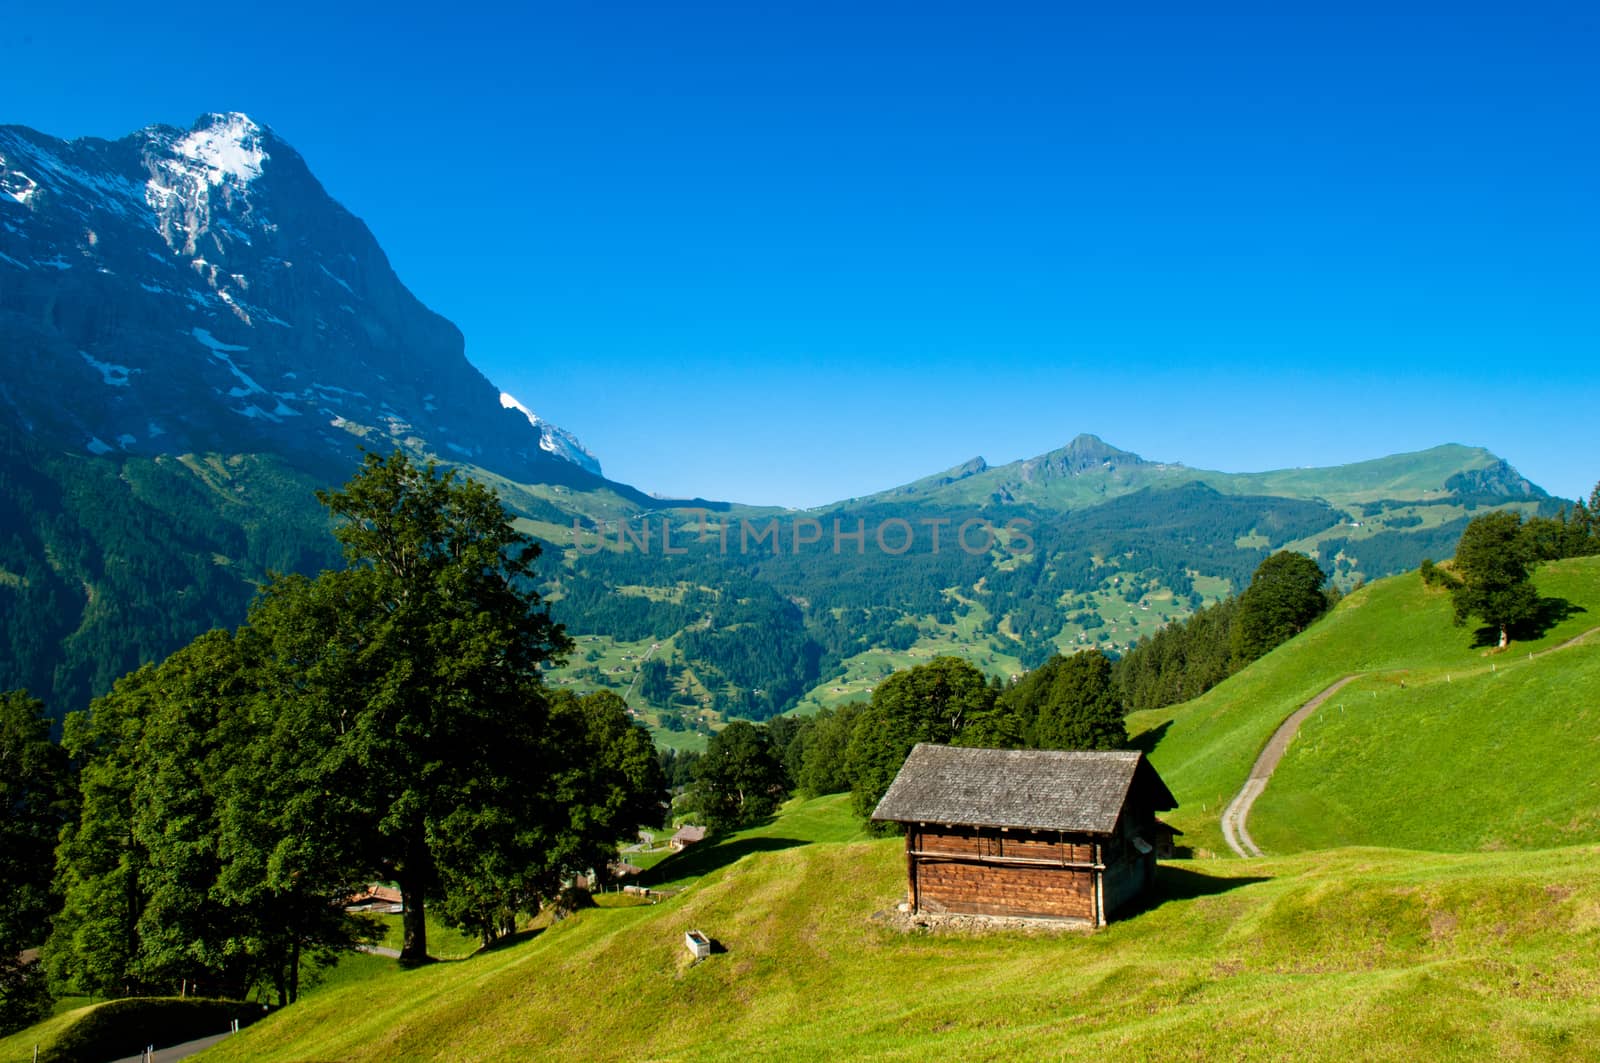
[172,113,268,186]
[0,133,146,217]
[2,167,36,205]
[192,327,268,398]
[318,262,354,294]
[81,351,136,386]
[498,392,602,476]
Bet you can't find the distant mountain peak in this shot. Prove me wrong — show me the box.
[165,112,269,187]
[498,392,602,476]
[1021,434,1147,481]
[0,112,611,490]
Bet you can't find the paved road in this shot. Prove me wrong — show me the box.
[1220,675,1360,858]
[108,1031,233,1063]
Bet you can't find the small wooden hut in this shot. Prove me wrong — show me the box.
[871,744,1178,926]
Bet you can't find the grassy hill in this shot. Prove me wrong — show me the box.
[17,563,1600,1062]
[79,794,1594,1062]
[1128,556,1600,857]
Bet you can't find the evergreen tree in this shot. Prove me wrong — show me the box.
[48,668,153,998]
[795,703,865,797]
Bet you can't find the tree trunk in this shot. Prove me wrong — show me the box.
[398,874,430,965]
[273,948,287,1009]
[1499,624,1510,649]
[288,937,300,1003]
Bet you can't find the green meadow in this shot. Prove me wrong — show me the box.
[1127,556,1600,856]
[10,557,1600,1062]
[135,796,1600,1062]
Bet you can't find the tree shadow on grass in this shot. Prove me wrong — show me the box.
[641,835,809,888]
[1127,719,1172,757]
[478,926,545,955]
[1468,597,1586,649]
[1117,864,1270,920]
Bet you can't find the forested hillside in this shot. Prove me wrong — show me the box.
[535,471,1561,735]
[0,425,339,716]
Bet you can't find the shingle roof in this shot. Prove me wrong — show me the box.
[870,744,1176,833]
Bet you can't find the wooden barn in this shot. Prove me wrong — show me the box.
[871,744,1178,926]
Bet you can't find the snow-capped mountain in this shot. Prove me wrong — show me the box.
[498,392,602,476]
[0,112,602,486]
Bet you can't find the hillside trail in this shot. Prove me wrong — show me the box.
[1219,623,1600,859]
[1219,675,1360,859]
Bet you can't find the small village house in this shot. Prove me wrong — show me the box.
[344,884,404,914]
[871,744,1179,926]
[669,824,707,851]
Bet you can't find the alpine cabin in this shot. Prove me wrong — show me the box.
[871,744,1178,926]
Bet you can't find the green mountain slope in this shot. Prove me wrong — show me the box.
[0,425,341,717]
[850,434,1540,512]
[1251,629,1600,854]
[116,795,1600,1062]
[1130,556,1600,856]
[0,419,1564,739]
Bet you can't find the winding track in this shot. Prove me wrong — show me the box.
[1219,675,1360,859]
[1219,625,1600,859]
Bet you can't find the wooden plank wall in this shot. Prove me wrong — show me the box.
[915,860,1094,921]
[914,826,1095,865]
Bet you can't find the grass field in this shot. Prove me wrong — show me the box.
[182,794,1600,1063]
[1249,635,1600,854]
[13,560,1600,1062]
[1129,556,1600,856]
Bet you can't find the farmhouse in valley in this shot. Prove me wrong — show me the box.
[670,824,708,851]
[871,744,1178,926]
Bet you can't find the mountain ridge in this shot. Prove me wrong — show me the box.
[0,110,1567,735]
[0,112,618,494]
[844,434,1543,513]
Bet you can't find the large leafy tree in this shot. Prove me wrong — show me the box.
[0,690,73,1033]
[691,720,787,831]
[1451,511,1540,649]
[844,656,997,823]
[48,632,373,1005]
[1230,551,1330,664]
[47,451,654,995]
[1001,651,1127,751]
[431,688,665,939]
[285,450,572,963]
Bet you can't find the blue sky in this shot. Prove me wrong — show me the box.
[5,5,1597,506]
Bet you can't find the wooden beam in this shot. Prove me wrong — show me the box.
[910,849,1105,871]
[906,829,919,911]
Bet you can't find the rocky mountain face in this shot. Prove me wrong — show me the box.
[0,112,600,486]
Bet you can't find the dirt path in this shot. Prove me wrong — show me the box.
[1220,675,1361,858]
[1218,625,1600,859]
